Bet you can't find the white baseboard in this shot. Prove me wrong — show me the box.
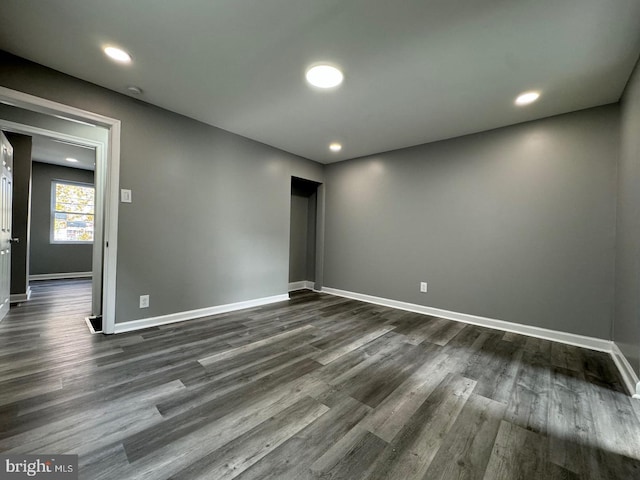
[29,272,92,281]
[113,294,290,334]
[289,281,315,292]
[10,286,32,304]
[611,342,640,398]
[321,287,611,352]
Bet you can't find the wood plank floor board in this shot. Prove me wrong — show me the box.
[241,296,344,325]
[462,333,505,379]
[386,313,438,343]
[307,346,371,385]
[167,395,329,480]
[421,393,507,480]
[99,321,249,363]
[504,350,551,435]
[156,347,322,417]
[310,429,388,480]
[326,340,420,398]
[2,380,184,452]
[441,325,492,361]
[470,339,524,404]
[309,313,390,351]
[223,319,319,348]
[77,442,131,480]
[362,348,471,442]
[120,377,331,479]
[58,346,219,393]
[339,341,441,408]
[422,317,468,346]
[314,325,396,365]
[233,395,371,480]
[551,342,585,373]
[0,361,204,440]
[482,420,577,480]
[0,374,64,406]
[581,349,627,394]
[199,343,321,381]
[585,378,640,471]
[9,400,163,456]
[523,335,555,355]
[366,373,476,480]
[0,345,124,381]
[197,333,320,380]
[0,282,638,479]
[321,334,409,387]
[548,366,597,476]
[125,357,323,462]
[501,331,528,346]
[198,324,316,365]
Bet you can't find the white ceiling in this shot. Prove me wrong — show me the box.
[0,0,638,164]
[31,136,95,171]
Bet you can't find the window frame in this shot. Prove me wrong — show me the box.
[50,179,95,245]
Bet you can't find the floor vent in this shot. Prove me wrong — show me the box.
[85,315,103,334]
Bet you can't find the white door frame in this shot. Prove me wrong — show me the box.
[0,86,120,334]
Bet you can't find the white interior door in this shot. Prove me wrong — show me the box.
[0,132,13,321]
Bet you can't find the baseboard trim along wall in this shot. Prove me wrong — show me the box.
[611,342,640,399]
[9,286,32,304]
[113,294,290,334]
[29,271,93,281]
[288,281,315,292]
[321,286,639,397]
[322,287,611,351]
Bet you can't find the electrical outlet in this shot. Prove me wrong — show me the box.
[139,294,150,308]
[420,282,428,293]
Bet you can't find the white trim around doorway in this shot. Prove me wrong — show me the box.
[0,86,120,334]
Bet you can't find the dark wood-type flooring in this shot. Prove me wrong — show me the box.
[1,279,639,479]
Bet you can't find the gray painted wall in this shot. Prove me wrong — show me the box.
[324,105,619,339]
[614,59,640,376]
[30,161,94,275]
[0,51,324,322]
[5,132,31,295]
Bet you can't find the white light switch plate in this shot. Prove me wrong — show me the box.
[121,189,132,203]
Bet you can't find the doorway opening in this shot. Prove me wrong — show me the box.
[289,176,322,292]
[17,132,98,324]
[0,86,120,333]
[1,127,100,331]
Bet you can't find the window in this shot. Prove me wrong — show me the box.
[51,180,95,243]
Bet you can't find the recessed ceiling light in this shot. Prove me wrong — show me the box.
[329,143,342,152]
[515,91,540,106]
[104,46,132,64]
[127,86,143,95]
[306,65,343,89]
[66,157,79,163]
